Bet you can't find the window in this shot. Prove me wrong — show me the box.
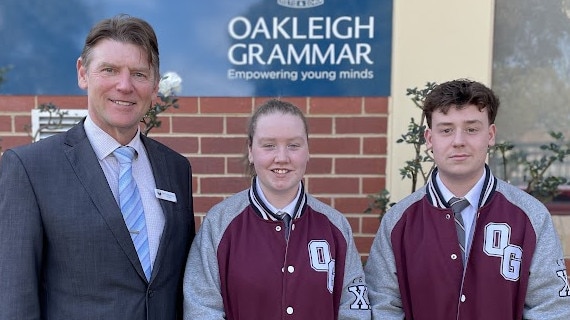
[491,0,570,202]
[31,109,87,142]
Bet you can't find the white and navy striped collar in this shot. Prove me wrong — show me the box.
[426,164,497,209]
[248,177,307,221]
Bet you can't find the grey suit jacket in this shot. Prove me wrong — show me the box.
[0,121,195,320]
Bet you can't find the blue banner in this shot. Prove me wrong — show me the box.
[195,0,393,96]
[0,0,392,97]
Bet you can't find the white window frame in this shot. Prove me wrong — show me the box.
[31,109,88,142]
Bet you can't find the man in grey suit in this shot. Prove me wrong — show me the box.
[0,15,195,319]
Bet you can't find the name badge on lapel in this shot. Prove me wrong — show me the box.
[155,188,177,203]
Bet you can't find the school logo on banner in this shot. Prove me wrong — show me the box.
[220,0,393,97]
[277,0,325,8]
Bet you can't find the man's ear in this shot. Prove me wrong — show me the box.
[77,58,88,90]
[151,80,159,105]
[488,123,497,147]
[424,127,433,150]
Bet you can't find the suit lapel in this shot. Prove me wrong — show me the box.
[140,135,175,279]
[63,122,147,280]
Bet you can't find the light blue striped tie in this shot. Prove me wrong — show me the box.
[114,146,151,280]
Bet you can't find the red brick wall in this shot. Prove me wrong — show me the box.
[0,95,388,260]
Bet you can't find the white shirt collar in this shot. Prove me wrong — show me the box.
[84,115,144,160]
[437,171,486,208]
[255,178,301,217]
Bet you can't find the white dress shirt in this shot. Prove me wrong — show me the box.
[436,172,486,260]
[84,116,165,268]
[255,179,301,218]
